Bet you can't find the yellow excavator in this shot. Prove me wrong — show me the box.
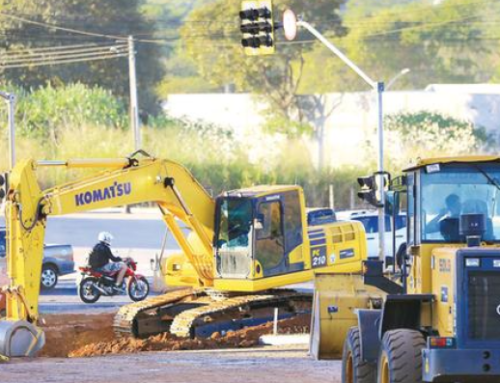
[0,151,367,357]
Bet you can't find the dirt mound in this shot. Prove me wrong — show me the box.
[39,313,115,358]
[39,313,310,358]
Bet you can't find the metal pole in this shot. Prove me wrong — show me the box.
[297,21,377,89]
[0,91,16,168]
[273,307,278,336]
[386,68,410,90]
[329,184,334,210]
[376,83,385,262]
[7,95,15,168]
[128,35,141,151]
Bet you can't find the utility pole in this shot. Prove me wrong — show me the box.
[128,35,141,151]
[0,91,16,168]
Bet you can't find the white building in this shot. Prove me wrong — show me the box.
[163,85,500,167]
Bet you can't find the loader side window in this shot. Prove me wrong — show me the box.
[256,201,285,273]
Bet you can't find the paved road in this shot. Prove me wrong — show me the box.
[45,217,172,248]
[1,346,341,383]
[0,209,188,249]
[39,277,160,314]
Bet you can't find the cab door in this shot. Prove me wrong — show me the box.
[254,191,303,277]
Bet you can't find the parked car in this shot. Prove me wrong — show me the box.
[0,227,75,290]
[338,210,407,260]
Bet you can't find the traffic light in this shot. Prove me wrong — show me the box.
[240,1,275,56]
[0,173,7,201]
[357,175,382,207]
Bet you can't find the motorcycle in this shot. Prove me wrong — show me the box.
[78,258,150,303]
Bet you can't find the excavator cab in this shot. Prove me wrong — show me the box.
[214,186,305,281]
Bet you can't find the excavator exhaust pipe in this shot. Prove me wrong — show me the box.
[0,320,45,357]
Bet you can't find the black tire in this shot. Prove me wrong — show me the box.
[342,327,376,383]
[78,277,101,304]
[377,329,426,383]
[0,309,6,318]
[127,276,149,302]
[41,264,58,290]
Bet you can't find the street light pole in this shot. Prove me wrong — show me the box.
[128,35,141,151]
[296,19,386,261]
[386,68,411,90]
[0,91,16,168]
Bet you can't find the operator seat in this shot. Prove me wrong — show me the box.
[462,199,494,239]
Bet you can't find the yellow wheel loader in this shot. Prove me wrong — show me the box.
[0,151,367,357]
[312,156,500,383]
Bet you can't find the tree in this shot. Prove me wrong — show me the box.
[0,0,165,114]
[337,0,494,88]
[180,0,347,134]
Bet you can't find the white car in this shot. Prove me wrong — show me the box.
[338,210,407,259]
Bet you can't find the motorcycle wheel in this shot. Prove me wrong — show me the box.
[127,276,150,302]
[78,277,101,303]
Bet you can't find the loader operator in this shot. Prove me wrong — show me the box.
[426,193,462,241]
[88,232,128,290]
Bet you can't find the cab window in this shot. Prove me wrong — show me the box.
[256,201,285,270]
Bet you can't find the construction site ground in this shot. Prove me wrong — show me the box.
[1,311,340,383]
[2,346,339,383]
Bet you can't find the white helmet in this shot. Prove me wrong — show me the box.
[98,231,113,245]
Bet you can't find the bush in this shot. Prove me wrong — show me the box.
[0,83,127,144]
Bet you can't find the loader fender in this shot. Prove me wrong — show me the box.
[357,309,381,364]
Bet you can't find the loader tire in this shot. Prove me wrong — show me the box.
[377,329,426,383]
[342,327,376,383]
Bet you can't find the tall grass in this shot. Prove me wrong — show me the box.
[0,83,371,209]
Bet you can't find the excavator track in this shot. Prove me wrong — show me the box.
[113,288,203,337]
[170,290,312,338]
[113,289,312,339]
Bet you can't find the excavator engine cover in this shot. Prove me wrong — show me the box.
[0,320,45,357]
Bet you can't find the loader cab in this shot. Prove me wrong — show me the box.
[403,159,500,247]
[214,186,305,281]
[389,157,500,294]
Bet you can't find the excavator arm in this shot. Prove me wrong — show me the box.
[0,153,216,356]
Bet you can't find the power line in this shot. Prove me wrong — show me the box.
[0,42,122,53]
[1,53,128,69]
[1,44,127,61]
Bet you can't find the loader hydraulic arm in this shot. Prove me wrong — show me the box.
[4,154,216,325]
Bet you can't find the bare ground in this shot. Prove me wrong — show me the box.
[1,346,341,383]
[0,312,342,383]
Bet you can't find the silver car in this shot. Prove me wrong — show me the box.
[0,228,75,289]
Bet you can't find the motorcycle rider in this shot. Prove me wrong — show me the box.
[88,232,128,290]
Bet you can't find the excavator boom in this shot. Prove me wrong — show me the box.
[0,153,216,356]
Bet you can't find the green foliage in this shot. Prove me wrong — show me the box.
[263,115,314,138]
[0,83,127,145]
[386,112,489,143]
[374,111,491,169]
[0,0,165,114]
[340,0,495,87]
